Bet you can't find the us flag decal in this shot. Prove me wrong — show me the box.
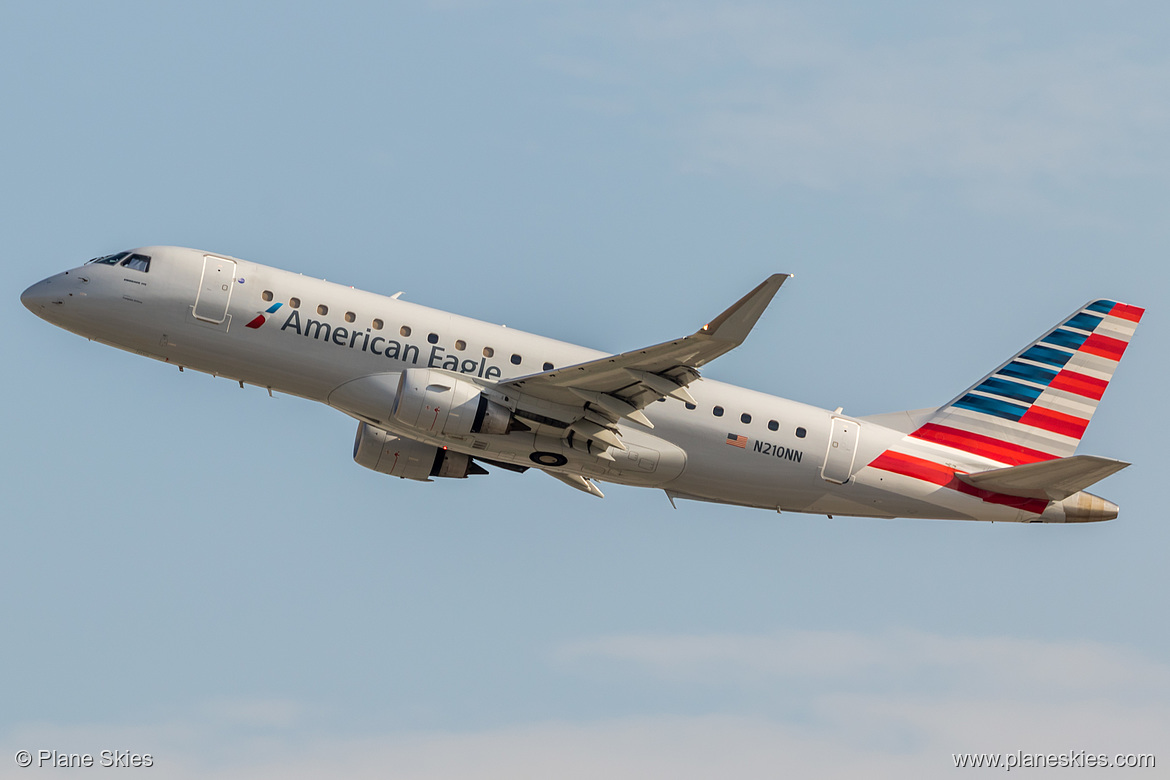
[726,433,747,448]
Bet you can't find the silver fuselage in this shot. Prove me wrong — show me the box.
[21,246,1108,522]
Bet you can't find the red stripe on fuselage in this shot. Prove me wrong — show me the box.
[1109,302,1145,323]
[1049,369,1108,401]
[867,450,1050,514]
[869,450,953,485]
[909,424,1057,466]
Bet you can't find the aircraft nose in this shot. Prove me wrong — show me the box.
[20,279,53,312]
[21,280,47,311]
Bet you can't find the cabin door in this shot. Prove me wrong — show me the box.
[193,255,237,324]
[821,417,859,484]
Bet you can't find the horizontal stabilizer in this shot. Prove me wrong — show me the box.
[957,455,1130,501]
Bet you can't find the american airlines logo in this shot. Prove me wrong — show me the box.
[245,302,283,329]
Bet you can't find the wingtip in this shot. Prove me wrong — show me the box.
[700,273,788,344]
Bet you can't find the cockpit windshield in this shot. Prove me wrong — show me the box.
[86,251,151,272]
[122,254,150,272]
[87,252,128,265]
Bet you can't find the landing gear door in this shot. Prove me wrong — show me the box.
[193,255,237,324]
[821,417,859,484]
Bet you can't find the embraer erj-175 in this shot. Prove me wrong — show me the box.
[22,247,1144,523]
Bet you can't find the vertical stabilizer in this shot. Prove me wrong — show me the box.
[911,300,1144,465]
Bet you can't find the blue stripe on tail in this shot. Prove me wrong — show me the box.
[1020,344,1073,368]
[1064,312,1103,332]
[1042,328,1089,351]
[953,393,1028,421]
[975,377,1044,404]
[998,360,1058,386]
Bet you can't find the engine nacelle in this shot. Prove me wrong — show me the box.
[353,422,486,480]
[391,368,511,437]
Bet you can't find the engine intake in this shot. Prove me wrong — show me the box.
[353,422,488,480]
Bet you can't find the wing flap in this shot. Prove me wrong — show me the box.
[544,469,606,498]
[956,455,1130,500]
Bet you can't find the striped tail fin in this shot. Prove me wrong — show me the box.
[911,300,1144,466]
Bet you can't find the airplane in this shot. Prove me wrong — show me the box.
[21,246,1144,523]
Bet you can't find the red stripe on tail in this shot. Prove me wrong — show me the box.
[1049,369,1108,401]
[909,424,1057,466]
[1019,406,1089,439]
[1109,303,1145,323]
[1080,333,1128,361]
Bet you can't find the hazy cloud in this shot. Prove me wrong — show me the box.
[6,632,1166,778]
[559,629,1170,697]
[557,4,1170,191]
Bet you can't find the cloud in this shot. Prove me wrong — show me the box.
[5,632,1166,778]
[1,716,923,780]
[555,4,1170,192]
[558,629,1170,697]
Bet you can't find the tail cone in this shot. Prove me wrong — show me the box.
[1061,491,1120,522]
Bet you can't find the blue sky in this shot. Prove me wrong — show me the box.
[2,2,1167,776]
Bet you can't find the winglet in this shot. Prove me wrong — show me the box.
[699,273,789,345]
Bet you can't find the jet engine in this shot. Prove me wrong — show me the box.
[391,368,512,437]
[353,422,487,480]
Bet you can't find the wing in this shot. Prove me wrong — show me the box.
[498,273,789,448]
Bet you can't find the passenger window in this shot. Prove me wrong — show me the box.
[713,406,724,417]
[317,304,328,315]
[121,254,151,272]
[455,340,466,351]
[372,318,383,330]
[427,333,439,344]
[511,354,522,365]
[543,362,554,371]
[796,427,807,438]
[290,297,301,309]
[344,311,355,323]
[400,326,412,337]
[262,290,274,302]
[768,420,779,431]
[685,403,696,410]
[740,413,751,424]
[483,346,494,358]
